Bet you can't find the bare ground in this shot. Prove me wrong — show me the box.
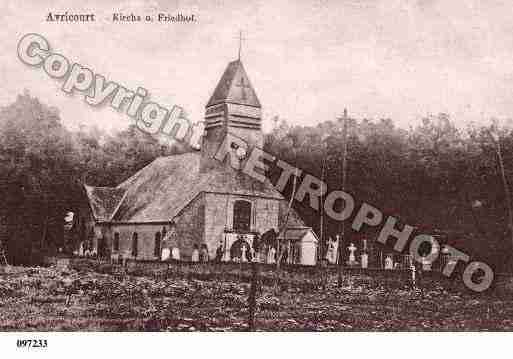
[0,265,511,331]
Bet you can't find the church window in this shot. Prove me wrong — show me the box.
[233,200,251,232]
[154,232,161,257]
[113,232,120,251]
[132,232,138,257]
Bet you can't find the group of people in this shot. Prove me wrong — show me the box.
[174,229,282,264]
[191,244,209,262]
[224,230,283,264]
[161,239,279,264]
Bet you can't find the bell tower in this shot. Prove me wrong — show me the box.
[200,59,262,172]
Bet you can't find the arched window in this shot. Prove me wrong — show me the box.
[113,232,120,251]
[154,232,161,257]
[233,200,251,232]
[132,232,138,258]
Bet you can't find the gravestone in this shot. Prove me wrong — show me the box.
[222,245,230,262]
[326,239,337,264]
[241,245,247,262]
[410,264,417,287]
[161,248,170,261]
[191,249,199,262]
[347,243,358,266]
[171,247,180,260]
[361,253,368,268]
[384,255,394,270]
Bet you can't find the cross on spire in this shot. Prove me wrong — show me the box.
[237,30,245,60]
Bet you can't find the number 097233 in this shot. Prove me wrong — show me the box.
[16,339,48,348]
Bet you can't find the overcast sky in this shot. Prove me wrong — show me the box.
[1,0,513,133]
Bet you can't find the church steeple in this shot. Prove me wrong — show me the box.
[201,60,263,172]
[206,60,261,109]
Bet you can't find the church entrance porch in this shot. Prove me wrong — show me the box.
[220,231,278,264]
[219,227,319,266]
[222,232,256,262]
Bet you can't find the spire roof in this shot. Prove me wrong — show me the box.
[206,60,261,108]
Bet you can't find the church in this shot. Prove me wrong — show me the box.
[78,58,319,265]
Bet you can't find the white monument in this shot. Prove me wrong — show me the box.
[326,239,336,264]
[333,235,340,264]
[161,248,170,261]
[171,247,180,260]
[240,245,247,263]
[191,248,199,262]
[222,243,230,262]
[347,243,357,265]
[361,253,368,268]
[384,255,394,270]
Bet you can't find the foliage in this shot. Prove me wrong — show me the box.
[0,92,186,264]
[2,91,513,271]
[264,115,513,272]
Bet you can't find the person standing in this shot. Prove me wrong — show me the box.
[191,244,199,262]
[200,244,209,262]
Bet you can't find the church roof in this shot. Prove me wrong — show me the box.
[279,227,319,243]
[83,185,126,222]
[91,152,283,223]
[206,60,261,108]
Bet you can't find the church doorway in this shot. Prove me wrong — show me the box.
[230,235,252,262]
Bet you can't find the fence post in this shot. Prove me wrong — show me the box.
[248,261,259,331]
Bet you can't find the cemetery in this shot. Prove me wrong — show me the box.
[4,12,513,335]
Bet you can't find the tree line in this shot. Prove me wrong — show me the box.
[264,114,513,272]
[0,92,188,264]
[1,91,512,271]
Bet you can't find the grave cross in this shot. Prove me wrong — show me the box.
[410,264,417,288]
[237,30,245,60]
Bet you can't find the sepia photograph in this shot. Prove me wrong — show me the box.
[1,0,513,356]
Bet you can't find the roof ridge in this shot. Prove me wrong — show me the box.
[83,184,126,221]
[108,188,129,221]
[116,158,160,189]
[84,184,117,190]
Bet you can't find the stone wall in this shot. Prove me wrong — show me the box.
[172,193,205,260]
[103,223,167,261]
[204,192,230,256]
[86,194,205,262]
[204,192,281,257]
[200,125,226,172]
